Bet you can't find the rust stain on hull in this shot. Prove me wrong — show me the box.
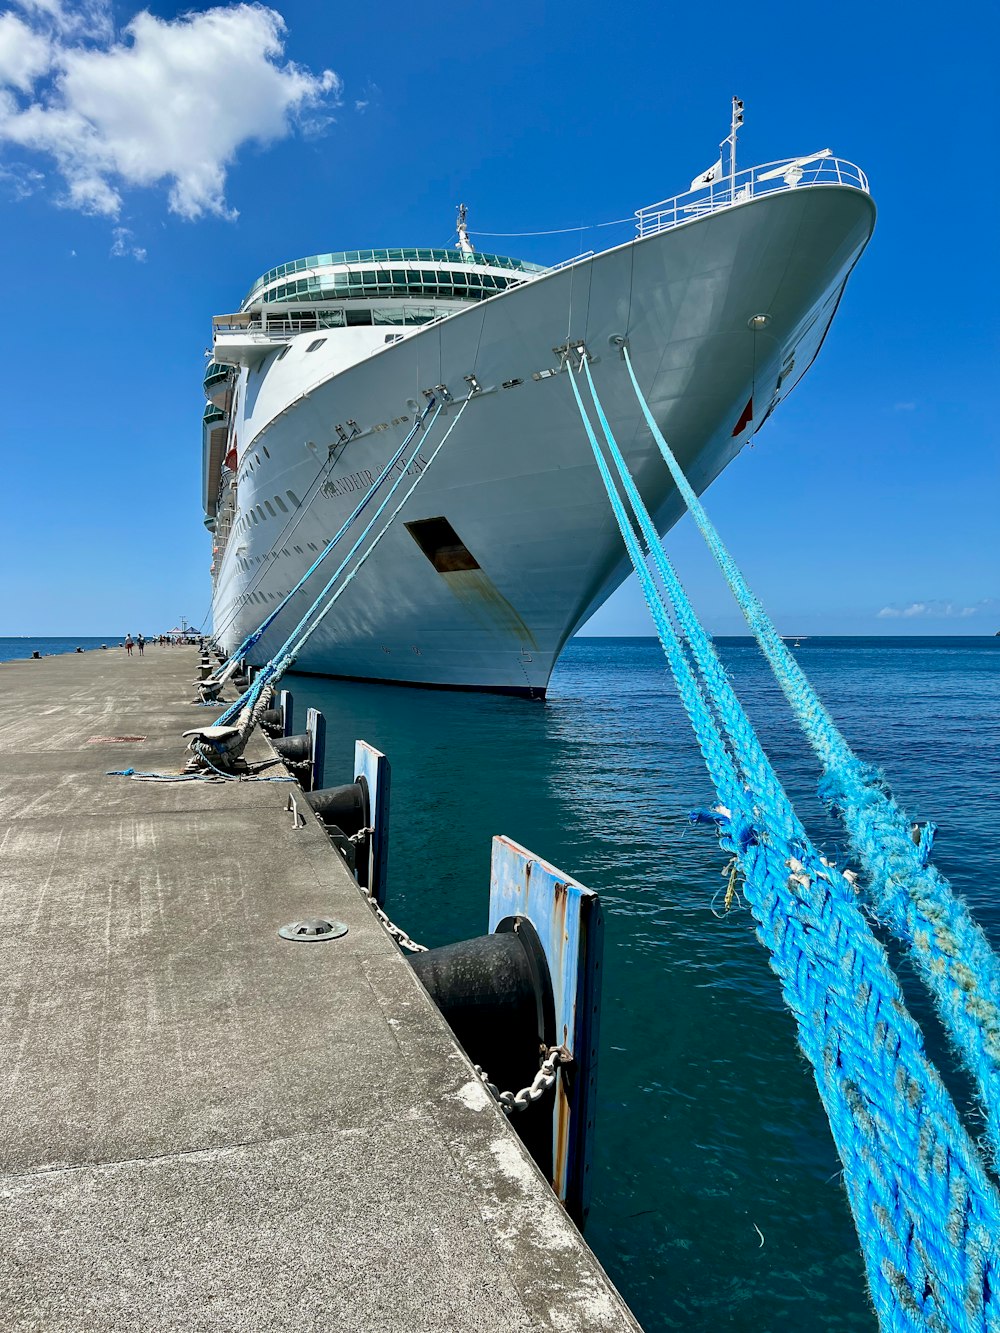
[442,568,539,650]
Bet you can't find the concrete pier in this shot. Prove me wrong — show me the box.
[0,648,641,1331]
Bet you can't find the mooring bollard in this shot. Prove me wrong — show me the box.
[409,837,604,1229]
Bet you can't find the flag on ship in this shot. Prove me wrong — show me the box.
[689,158,722,191]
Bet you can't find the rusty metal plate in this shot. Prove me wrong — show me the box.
[488,834,604,1226]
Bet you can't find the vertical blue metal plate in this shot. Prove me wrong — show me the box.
[278,689,293,737]
[305,707,325,792]
[354,740,390,907]
[488,835,604,1225]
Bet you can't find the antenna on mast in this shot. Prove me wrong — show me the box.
[725,97,744,200]
[456,203,474,257]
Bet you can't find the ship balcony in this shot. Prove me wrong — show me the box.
[212,313,287,368]
[635,152,869,237]
[203,360,233,409]
[202,403,229,515]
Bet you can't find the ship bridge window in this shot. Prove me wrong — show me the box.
[346,308,373,327]
[405,517,480,573]
[306,338,326,352]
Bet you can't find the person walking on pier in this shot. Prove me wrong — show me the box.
[136,634,145,656]
[124,635,133,657]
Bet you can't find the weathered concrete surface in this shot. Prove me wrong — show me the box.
[0,648,641,1332]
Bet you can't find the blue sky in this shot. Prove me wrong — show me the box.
[1,0,997,637]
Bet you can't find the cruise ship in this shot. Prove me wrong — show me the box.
[203,144,874,696]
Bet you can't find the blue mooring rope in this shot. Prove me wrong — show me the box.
[209,403,435,685]
[621,345,1000,1167]
[214,397,476,749]
[214,401,444,732]
[567,356,1000,1332]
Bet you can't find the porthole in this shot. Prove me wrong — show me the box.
[287,490,301,507]
[274,495,288,513]
[306,338,326,352]
[264,500,276,517]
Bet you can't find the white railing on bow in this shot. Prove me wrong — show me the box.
[635,151,869,238]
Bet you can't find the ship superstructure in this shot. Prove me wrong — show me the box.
[203,149,874,695]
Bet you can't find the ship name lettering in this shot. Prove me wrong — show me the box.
[320,452,430,502]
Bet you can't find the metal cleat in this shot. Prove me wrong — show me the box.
[182,724,243,757]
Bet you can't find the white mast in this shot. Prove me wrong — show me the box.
[727,96,744,201]
[456,203,474,257]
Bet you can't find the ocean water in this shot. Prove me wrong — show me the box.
[0,636,123,660]
[286,636,1000,1332]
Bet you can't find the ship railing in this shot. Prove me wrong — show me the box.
[634,152,869,238]
[213,314,291,337]
[545,250,597,273]
[213,311,462,339]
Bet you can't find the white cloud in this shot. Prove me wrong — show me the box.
[0,12,53,90]
[877,598,998,620]
[352,79,379,116]
[0,3,340,220]
[0,159,44,197]
[110,224,145,261]
[12,0,113,43]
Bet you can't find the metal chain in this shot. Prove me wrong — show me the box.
[474,1046,572,1115]
[368,897,428,953]
[365,896,572,1114]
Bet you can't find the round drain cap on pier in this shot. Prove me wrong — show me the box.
[278,917,348,942]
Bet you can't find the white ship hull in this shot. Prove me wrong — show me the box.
[210,184,874,695]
